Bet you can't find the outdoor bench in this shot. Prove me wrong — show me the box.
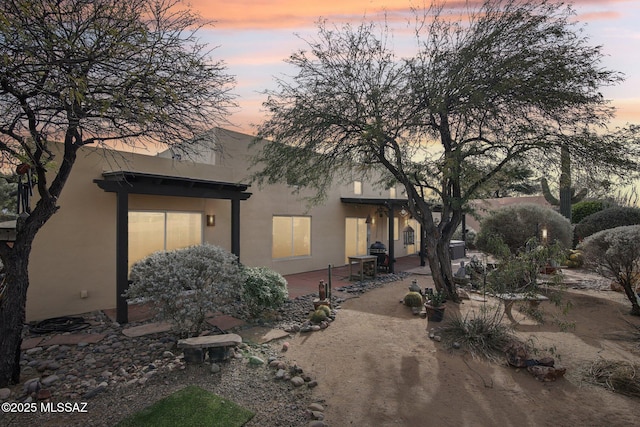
[495,293,549,325]
[177,333,242,363]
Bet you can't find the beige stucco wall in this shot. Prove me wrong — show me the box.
[26,128,415,321]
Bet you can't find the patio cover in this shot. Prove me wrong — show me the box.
[95,171,252,323]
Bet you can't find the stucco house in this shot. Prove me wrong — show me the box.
[25,128,423,322]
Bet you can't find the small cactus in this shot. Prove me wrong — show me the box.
[309,309,328,324]
[403,291,424,308]
[317,304,331,317]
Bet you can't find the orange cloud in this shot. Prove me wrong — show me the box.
[188,0,443,30]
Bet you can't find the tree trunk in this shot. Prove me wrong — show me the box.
[423,229,459,303]
[621,280,640,316]
[0,195,59,386]
[0,246,30,386]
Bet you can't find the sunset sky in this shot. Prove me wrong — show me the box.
[189,0,640,134]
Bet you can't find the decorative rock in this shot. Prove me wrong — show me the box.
[269,360,281,368]
[308,403,325,412]
[309,421,329,427]
[282,342,290,352]
[538,357,555,367]
[311,325,321,332]
[433,335,442,342]
[0,388,11,400]
[36,389,52,400]
[275,369,286,380]
[41,375,60,387]
[307,380,318,388]
[504,342,530,368]
[248,356,265,366]
[210,363,221,373]
[290,376,305,387]
[26,347,43,355]
[311,411,325,420]
[162,351,174,358]
[83,385,106,399]
[527,365,566,382]
[452,342,461,349]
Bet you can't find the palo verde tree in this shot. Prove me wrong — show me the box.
[253,0,639,301]
[0,0,235,386]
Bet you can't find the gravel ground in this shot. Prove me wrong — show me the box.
[2,273,409,427]
[4,355,315,427]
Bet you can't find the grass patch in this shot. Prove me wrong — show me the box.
[439,304,516,361]
[583,359,640,398]
[116,385,255,427]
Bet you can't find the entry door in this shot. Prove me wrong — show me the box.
[345,217,368,263]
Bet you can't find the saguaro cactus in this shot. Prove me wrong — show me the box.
[541,146,587,221]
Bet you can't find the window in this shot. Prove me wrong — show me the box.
[129,211,202,270]
[389,187,396,198]
[354,181,362,195]
[393,217,399,241]
[272,216,311,259]
[345,217,368,263]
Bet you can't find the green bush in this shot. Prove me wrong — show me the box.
[579,225,640,316]
[127,244,244,337]
[475,204,571,255]
[575,206,640,242]
[242,266,289,317]
[571,200,607,224]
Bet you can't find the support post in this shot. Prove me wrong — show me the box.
[116,190,129,324]
[388,205,395,274]
[231,198,240,260]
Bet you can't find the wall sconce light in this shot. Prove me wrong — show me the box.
[206,214,215,227]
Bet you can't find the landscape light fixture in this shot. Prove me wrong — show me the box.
[206,214,215,227]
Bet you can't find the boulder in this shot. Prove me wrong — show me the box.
[527,365,566,382]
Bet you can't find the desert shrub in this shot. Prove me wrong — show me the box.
[403,291,424,308]
[574,206,640,242]
[440,305,516,361]
[579,225,640,316]
[485,239,564,294]
[583,359,640,398]
[127,244,244,337]
[475,204,571,255]
[571,200,607,224]
[242,266,289,317]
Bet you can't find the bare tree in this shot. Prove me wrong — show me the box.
[252,0,639,302]
[0,0,235,386]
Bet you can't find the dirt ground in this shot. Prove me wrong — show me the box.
[284,274,640,427]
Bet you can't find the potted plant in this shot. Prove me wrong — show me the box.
[424,290,446,322]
